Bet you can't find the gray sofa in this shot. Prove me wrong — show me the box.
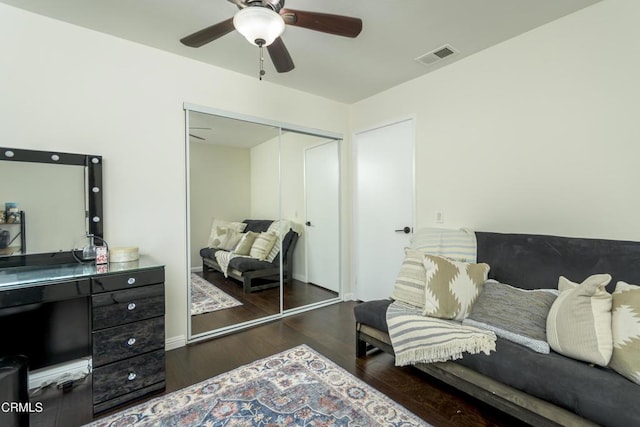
[354,231,640,427]
[200,219,298,292]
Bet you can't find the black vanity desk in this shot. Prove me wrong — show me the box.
[0,257,166,415]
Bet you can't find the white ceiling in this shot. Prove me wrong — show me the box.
[189,110,279,147]
[2,0,600,103]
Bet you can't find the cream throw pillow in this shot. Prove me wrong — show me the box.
[218,228,243,250]
[208,226,242,250]
[391,248,427,308]
[422,255,489,320]
[264,220,290,263]
[610,281,640,384]
[249,232,277,261]
[233,231,258,256]
[207,219,246,248]
[546,274,613,366]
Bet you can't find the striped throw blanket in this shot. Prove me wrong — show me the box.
[410,227,477,262]
[386,301,496,366]
[214,250,249,277]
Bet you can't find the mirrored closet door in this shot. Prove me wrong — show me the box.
[280,132,340,311]
[185,105,342,341]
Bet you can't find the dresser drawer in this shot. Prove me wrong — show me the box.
[92,284,164,330]
[93,349,165,405]
[92,268,164,293]
[0,279,90,309]
[92,316,164,367]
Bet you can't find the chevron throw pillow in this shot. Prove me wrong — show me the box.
[422,255,489,320]
[610,281,640,384]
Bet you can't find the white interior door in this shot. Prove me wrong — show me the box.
[305,140,340,292]
[354,119,414,301]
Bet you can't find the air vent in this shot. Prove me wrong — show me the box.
[415,45,458,66]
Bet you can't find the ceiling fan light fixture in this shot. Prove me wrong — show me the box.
[233,7,285,47]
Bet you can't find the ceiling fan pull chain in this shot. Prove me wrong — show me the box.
[259,43,266,80]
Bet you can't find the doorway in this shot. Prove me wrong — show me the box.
[353,118,415,301]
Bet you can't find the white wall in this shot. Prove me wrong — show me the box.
[189,142,251,270]
[0,3,348,347]
[250,137,280,220]
[350,0,640,243]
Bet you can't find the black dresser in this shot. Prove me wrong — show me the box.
[91,266,165,413]
[0,257,166,416]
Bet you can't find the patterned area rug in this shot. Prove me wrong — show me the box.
[87,345,429,426]
[191,273,242,315]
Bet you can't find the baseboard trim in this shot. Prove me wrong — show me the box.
[166,335,186,350]
[343,292,355,301]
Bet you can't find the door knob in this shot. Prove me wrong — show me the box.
[305,221,312,226]
[395,226,411,234]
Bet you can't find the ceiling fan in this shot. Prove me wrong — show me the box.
[189,126,211,140]
[180,0,363,74]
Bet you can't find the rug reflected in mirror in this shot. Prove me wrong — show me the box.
[87,345,429,426]
[190,273,243,315]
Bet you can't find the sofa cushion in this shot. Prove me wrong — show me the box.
[463,280,557,353]
[242,219,273,233]
[455,337,640,427]
[391,248,427,308]
[354,299,393,333]
[200,247,219,260]
[610,281,640,384]
[280,229,296,261]
[475,232,640,293]
[422,255,489,320]
[228,256,276,273]
[546,274,613,366]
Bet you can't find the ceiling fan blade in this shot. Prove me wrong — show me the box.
[267,37,295,73]
[280,9,362,38]
[180,17,235,48]
[226,0,246,8]
[189,133,206,140]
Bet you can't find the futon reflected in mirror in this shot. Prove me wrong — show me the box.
[0,147,103,267]
[186,107,342,340]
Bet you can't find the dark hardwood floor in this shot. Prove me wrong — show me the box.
[32,301,528,427]
[191,270,338,334]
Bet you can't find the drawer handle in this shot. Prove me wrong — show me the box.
[127,372,137,381]
[127,337,136,346]
[127,302,136,311]
[127,277,136,285]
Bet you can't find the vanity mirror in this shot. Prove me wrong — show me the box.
[0,147,103,268]
[185,104,342,341]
